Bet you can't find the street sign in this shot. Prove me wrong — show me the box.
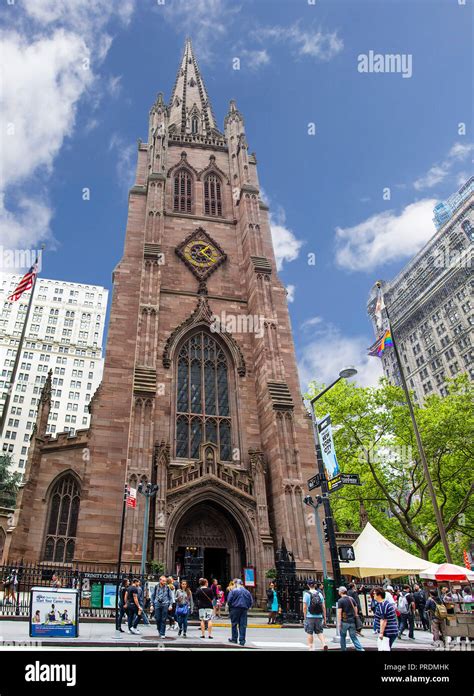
[327,474,343,493]
[340,473,361,486]
[338,546,356,562]
[307,473,321,491]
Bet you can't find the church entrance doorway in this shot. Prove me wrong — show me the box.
[172,500,246,587]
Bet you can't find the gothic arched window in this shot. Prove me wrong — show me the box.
[176,331,232,460]
[204,173,222,217]
[174,169,192,213]
[43,474,81,563]
[191,116,199,135]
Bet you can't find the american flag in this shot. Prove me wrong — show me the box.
[7,261,38,302]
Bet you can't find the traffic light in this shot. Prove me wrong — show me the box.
[322,518,329,543]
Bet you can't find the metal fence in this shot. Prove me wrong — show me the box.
[0,561,159,619]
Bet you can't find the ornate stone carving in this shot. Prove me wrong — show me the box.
[162,294,246,376]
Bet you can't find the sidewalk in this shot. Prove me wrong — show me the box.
[0,618,442,650]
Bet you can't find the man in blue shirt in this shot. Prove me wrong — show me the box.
[227,579,253,646]
[303,580,328,651]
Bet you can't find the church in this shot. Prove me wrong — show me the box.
[6,39,325,596]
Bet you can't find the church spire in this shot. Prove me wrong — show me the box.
[168,37,220,137]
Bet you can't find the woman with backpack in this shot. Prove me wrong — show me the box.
[175,580,193,638]
[426,590,447,644]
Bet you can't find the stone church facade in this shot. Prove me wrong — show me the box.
[6,40,325,595]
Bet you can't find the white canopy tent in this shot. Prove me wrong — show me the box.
[340,522,438,578]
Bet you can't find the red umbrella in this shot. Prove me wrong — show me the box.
[434,563,472,582]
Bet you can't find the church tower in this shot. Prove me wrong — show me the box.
[7,39,324,589]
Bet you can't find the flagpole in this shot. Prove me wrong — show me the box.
[376,281,453,563]
[0,259,41,439]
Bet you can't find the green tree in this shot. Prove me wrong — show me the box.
[305,375,474,563]
[0,452,21,508]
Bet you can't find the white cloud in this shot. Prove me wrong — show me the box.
[286,284,295,303]
[241,49,270,70]
[335,199,437,272]
[301,316,323,330]
[298,321,383,392]
[255,22,343,61]
[413,141,473,191]
[0,1,135,249]
[109,134,136,191]
[265,200,304,271]
[162,0,238,62]
[271,224,303,271]
[21,0,135,34]
[0,194,53,250]
[1,31,92,191]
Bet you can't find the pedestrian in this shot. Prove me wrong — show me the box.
[425,590,447,645]
[398,585,416,640]
[443,586,462,614]
[227,578,253,646]
[337,586,364,652]
[369,590,378,633]
[125,578,142,635]
[137,580,149,626]
[384,585,397,609]
[373,587,398,650]
[226,580,235,612]
[167,576,177,630]
[461,586,474,612]
[266,581,279,624]
[116,578,129,632]
[347,582,363,634]
[152,575,173,639]
[215,585,225,618]
[175,580,193,638]
[50,573,62,588]
[302,580,328,651]
[210,578,219,617]
[413,583,429,631]
[195,578,215,639]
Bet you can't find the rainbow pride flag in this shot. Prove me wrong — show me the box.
[368,329,393,358]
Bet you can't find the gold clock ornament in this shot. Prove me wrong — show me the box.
[176,227,227,281]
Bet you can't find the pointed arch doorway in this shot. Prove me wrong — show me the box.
[172,500,247,586]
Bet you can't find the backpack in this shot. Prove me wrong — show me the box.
[308,590,323,615]
[435,602,448,621]
[398,594,409,614]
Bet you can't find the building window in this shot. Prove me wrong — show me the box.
[204,174,222,217]
[43,474,81,563]
[461,219,474,242]
[173,169,192,213]
[175,331,232,461]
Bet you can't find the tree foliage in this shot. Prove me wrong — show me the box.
[305,375,474,563]
[0,452,21,509]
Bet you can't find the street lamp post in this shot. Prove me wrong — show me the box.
[137,482,159,578]
[303,495,328,580]
[308,367,358,589]
[306,367,357,639]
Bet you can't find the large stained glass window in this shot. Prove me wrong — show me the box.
[176,332,232,460]
[43,474,81,563]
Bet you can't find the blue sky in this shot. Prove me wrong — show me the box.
[1,0,472,389]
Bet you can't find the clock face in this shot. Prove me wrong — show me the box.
[184,240,220,268]
[176,228,227,282]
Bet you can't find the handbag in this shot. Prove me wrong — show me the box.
[175,603,189,616]
[377,636,390,652]
[355,614,363,631]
